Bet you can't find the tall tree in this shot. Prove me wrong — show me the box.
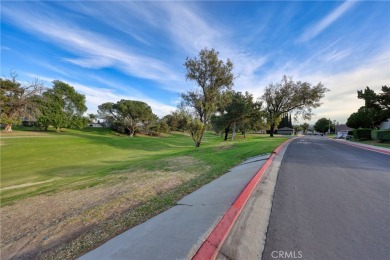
[0,73,44,132]
[261,75,328,137]
[181,48,234,147]
[98,100,154,137]
[39,81,87,132]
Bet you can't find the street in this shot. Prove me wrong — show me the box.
[262,136,390,260]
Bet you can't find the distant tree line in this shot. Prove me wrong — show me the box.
[1,48,329,147]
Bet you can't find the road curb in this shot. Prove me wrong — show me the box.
[192,139,293,260]
[334,139,390,155]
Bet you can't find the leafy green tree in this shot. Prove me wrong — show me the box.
[39,81,87,132]
[211,91,262,140]
[261,75,328,137]
[181,48,234,147]
[163,109,191,132]
[347,86,390,128]
[188,118,204,146]
[88,113,97,123]
[314,118,331,134]
[346,107,375,129]
[0,74,44,132]
[300,122,310,134]
[98,100,154,137]
[150,120,170,135]
[293,125,302,135]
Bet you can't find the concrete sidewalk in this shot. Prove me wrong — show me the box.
[80,154,271,260]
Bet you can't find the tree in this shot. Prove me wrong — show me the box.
[301,122,310,134]
[261,75,328,137]
[293,125,302,135]
[277,113,293,129]
[211,91,262,140]
[314,118,331,134]
[181,48,234,147]
[347,86,390,129]
[163,109,191,132]
[346,107,375,129]
[0,73,44,132]
[98,99,154,137]
[88,113,97,124]
[39,81,87,132]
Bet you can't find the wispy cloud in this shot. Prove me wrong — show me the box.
[324,49,352,62]
[1,3,181,86]
[299,1,357,42]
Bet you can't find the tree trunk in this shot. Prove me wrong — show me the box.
[270,123,275,137]
[231,122,236,141]
[224,126,230,141]
[2,124,12,132]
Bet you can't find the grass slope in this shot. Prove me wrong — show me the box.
[1,127,286,206]
[0,127,287,258]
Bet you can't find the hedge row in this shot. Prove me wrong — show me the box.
[371,130,390,141]
[353,129,373,140]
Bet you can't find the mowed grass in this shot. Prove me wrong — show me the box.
[1,127,287,259]
[1,127,286,206]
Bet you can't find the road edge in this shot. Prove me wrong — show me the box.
[333,139,390,155]
[192,138,294,260]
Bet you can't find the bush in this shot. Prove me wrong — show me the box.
[353,129,373,140]
[371,130,390,141]
[348,130,353,136]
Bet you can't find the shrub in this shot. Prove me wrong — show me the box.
[371,130,390,141]
[353,129,373,140]
[348,130,353,136]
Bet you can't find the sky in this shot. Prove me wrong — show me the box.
[1,0,389,125]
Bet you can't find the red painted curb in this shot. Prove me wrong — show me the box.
[335,140,390,155]
[192,139,292,260]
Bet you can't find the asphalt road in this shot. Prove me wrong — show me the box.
[262,136,390,260]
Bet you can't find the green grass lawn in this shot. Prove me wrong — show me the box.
[1,127,286,205]
[1,127,287,258]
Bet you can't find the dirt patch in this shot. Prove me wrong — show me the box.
[0,156,204,259]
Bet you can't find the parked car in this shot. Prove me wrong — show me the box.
[337,130,349,139]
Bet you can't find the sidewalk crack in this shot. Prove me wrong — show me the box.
[175,203,194,207]
[240,158,269,165]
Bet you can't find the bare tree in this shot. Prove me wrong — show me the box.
[0,72,45,132]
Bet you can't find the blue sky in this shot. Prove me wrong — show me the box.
[1,1,389,124]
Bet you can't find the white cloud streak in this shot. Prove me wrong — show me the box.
[299,1,357,42]
[1,4,180,85]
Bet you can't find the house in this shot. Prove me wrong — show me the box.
[335,124,353,139]
[380,118,390,129]
[277,127,294,135]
